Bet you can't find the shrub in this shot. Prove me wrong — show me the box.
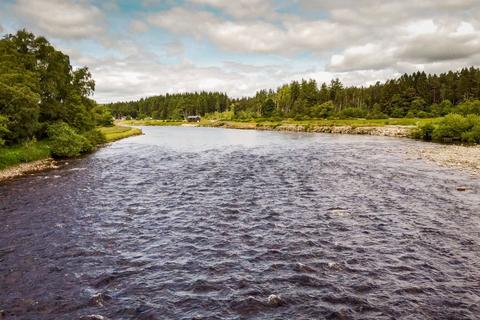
[454,100,480,116]
[366,110,388,119]
[47,122,91,158]
[414,114,480,143]
[337,107,367,119]
[412,122,435,140]
[431,114,472,142]
[82,129,106,146]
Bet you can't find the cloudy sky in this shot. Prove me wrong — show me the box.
[1,0,479,103]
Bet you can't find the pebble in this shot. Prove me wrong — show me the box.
[79,315,105,320]
[267,294,282,306]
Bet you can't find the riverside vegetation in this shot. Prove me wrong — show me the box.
[107,69,480,143]
[0,30,141,171]
[1,29,480,173]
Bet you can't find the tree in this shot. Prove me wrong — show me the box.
[261,98,275,117]
[0,30,99,145]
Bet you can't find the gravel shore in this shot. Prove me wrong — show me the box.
[408,144,480,175]
[0,158,58,182]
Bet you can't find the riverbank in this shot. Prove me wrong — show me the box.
[119,118,437,138]
[119,118,480,175]
[205,121,414,137]
[408,144,480,175]
[100,125,143,142]
[0,125,142,182]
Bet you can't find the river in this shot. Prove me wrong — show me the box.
[1,126,479,319]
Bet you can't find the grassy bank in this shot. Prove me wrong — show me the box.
[0,125,142,171]
[0,140,51,170]
[118,117,438,128]
[100,125,143,142]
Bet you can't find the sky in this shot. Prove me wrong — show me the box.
[0,0,479,103]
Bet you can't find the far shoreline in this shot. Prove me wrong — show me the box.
[120,119,480,176]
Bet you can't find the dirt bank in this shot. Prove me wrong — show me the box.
[0,158,59,182]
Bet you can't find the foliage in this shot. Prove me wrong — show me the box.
[0,30,96,146]
[92,106,114,126]
[0,140,51,169]
[47,122,92,158]
[105,67,480,126]
[105,91,229,120]
[82,129,106,146]
[337,107,367,119]
[413,113,480,143]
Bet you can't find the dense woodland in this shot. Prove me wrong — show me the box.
[107,68,480,120]
[1,30,480,150]
[0,30,112,155]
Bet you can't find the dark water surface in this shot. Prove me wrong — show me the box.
[1,127,480,320]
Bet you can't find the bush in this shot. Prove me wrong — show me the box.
[337,107,367,119]
[454,100,480,116]
[82,129,106,146]
[414,113,480,143]
[366,110,388,119]
[47,122,92,158]
[431,114,472,142]
[412,122,435,140]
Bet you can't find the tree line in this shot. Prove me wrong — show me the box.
[0,30,113,156]
[105,92,229,120]
[107,68,480,121]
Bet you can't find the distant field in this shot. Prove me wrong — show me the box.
[100,125,143,142]
[118,119,184,126]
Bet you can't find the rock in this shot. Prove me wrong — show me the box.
[79,315,105,320]
[267,294,282,307]
[456,186,468,191]
[89,292,111,307]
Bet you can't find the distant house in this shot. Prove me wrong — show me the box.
[186,116,201,122]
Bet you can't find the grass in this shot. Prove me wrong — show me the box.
[0,125,142,171]
[117,117,439,128]
[0,140,51,170]
[118,119,183,126]
[99,125,143,142]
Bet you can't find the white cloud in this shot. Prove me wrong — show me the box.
[147,7,364,54]
[5,0,480,102]
[13,0,104,39]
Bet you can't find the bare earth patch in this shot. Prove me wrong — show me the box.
[408,144,480,175]
[0,158,58,182]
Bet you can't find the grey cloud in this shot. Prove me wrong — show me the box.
[399,33,480,63]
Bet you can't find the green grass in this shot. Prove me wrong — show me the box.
[0,140,51,170]
[119,119,184,126]
[0,126,142,170]
[118,117,439,128]
[99,125,143,142]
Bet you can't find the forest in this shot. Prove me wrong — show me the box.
[106,68,480,121]
[0,30,113,159]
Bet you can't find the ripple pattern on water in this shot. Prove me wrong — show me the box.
[1,127,480,319]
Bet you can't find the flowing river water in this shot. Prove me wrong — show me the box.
[1,126,480,320]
